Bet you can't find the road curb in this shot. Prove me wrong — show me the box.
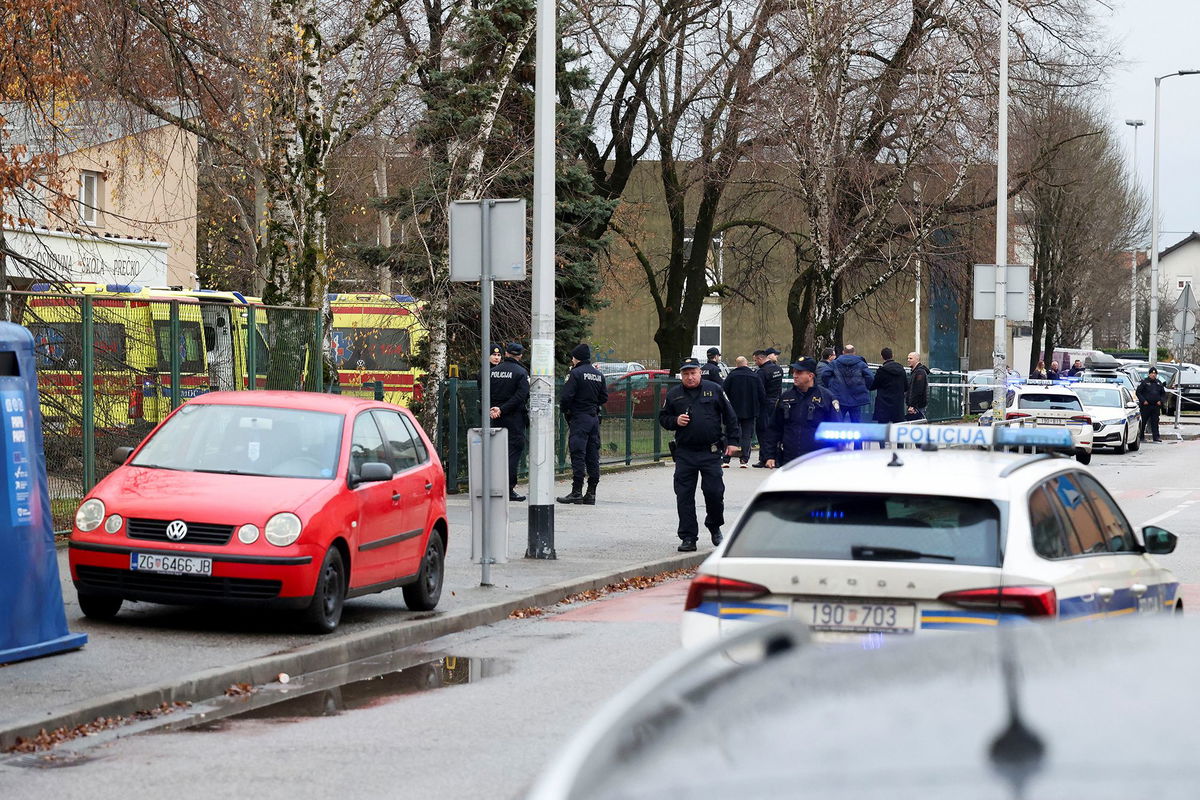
[0,550,705,750]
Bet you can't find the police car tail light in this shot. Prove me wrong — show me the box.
[938,586,1057,617]
[1005,411,1032,420]
[684,574,769,611]
[1069,414,1091,425]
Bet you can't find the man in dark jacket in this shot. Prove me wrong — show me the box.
[558,344,608,504]
[828,345,873,423]
[721,356,765,467]
[701,347,724,386]
[765,358,839,467]
[490,342,530,501]
[906,351,930,420]
[872,347,907,425]
[659,359,740,551]
[751,348,784,467]
[816,347,836,390]
[1137,367,1166,442]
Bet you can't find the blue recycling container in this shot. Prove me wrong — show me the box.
[0,323,87,662]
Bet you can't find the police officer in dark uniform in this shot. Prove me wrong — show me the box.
[752,347,784,467]
[765,357,839,468]
[658,358,740,552]
[490,342,530,501]
[1137,367,1166,442]
[701,347,724,386]
[558,344,608,504]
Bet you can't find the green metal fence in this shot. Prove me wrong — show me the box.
[9,291,321,531]
[436,371,968,491]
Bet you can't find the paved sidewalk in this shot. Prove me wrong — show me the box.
[0,461,771,748]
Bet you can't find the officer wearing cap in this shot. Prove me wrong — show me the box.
[558,344,608,504]
[701,347,724,386]
[752,347,784,467]
[658,357,740,552]
[765,357,839,468]
[490,342,530,501]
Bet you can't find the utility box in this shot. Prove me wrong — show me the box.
[0,323,87,662]
[468,427,509,565]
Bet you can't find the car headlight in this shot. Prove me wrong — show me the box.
[1101,418,1124,426]
[75,499,106,532]
[103,514,124,534]
[264,513,302,547]
[237,524,260,545]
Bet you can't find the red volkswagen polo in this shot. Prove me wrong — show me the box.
[68,392,448,633]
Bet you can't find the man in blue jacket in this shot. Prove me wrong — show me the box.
[828,344,873,423]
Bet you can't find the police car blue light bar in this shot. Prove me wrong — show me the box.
[814,423,1073,451]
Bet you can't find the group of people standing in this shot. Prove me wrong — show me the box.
[488,339,934,552]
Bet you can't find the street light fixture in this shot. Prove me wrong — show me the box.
[1149,71,1200,365]
[1125,118,1143,350]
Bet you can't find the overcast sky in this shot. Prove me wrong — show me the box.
[1102,0,1200,250]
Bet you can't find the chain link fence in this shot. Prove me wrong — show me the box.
[9,291,321,531]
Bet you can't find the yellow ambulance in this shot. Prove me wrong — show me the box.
[328,293,427,406]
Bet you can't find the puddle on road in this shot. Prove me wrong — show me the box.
[185,656,503,730]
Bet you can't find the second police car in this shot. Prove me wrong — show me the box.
[680,422,1179,646]
[978,378,1093,464]
[1073,379,1141,453]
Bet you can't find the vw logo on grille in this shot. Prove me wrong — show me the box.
[165,520,188,541]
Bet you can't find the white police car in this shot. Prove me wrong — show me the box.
[680,422,1179,647]
[979,380,1093,464]
[1073,380,1141,453]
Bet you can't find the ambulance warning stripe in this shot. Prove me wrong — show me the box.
[334,305,414,316]
[29,298,155,309]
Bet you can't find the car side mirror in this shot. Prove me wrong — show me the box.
[353,461,393,485]
[1142,525,1178,555]
[111,446,134,465]
[1125,401,1137,409]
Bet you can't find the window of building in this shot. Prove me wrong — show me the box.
[1177,278,1192,290]
[78,170,102,225]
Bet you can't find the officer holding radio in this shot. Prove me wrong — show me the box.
[765,357,839,467]
[659,358,740,552]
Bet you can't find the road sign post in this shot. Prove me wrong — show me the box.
[450,198,527,586]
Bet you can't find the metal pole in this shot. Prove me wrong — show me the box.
[246,305,257,388]
[169,300,181,410]
[526,0,557,559]
[81,296,95,492]
[1151,77,1162,366]
[1126,119,1144,349]
[913,180,921,357]
[991,0,1009,416]
[480,199,493,586]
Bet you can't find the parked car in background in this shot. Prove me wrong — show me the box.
[1073,381,1140,453]
[604,370,673,417]
[979,381,1093,464]
[595,361,646,379]
[1174,366,1200,414]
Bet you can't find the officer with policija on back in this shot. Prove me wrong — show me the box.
[701,347,724,386]
[658,357,740,552]
[558,343,608,505]
[489,342,530,502]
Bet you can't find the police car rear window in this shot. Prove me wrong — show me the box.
[725,491,1001,567]
[1017,393,1082,411]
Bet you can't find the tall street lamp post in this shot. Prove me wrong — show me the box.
[991,0,1010,416]
[1150,70,1200,366]
[1125,118,1143,350]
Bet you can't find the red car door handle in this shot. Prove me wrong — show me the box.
[424,482,433,491]
[392,492,401,502]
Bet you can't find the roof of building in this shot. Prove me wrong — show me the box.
[0,99,197,155]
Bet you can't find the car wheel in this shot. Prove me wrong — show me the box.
[1115,425,1127,455]
[403,531,445,612]
[77,591,122,620]
[1130,432,1140,451]
[303,546,346,634]
[1076,450,1092,465]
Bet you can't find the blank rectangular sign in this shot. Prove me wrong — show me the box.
[972,264,1031,322]
[449,199,527,282]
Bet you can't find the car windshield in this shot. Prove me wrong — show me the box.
[1075,387,1122,407]
[724,491,1001,567]
[132,404,344,479]
[1017,393,1083,411]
